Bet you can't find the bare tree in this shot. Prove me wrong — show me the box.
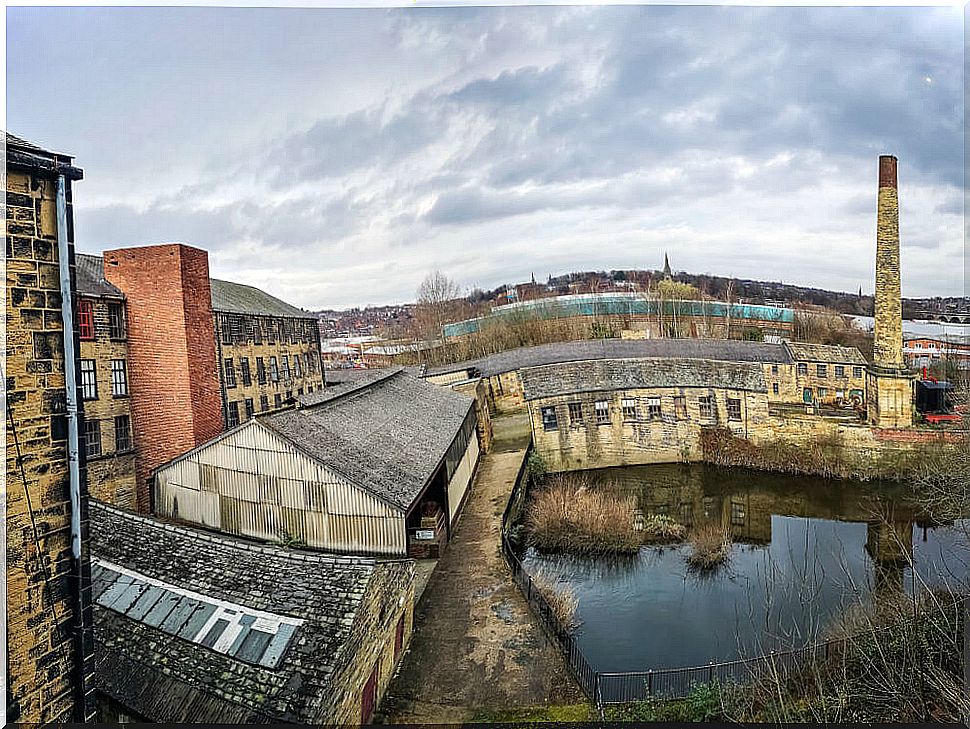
[415,270,463,343]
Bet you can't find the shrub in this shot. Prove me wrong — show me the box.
[686,523,732,570]
[527,474,642,554]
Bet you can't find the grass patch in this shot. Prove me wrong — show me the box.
[685,523,733,570]
[469,703,595,723]
[530,567,581,633]
[527,473,642,554]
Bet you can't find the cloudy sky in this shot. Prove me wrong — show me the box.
[7,5,964,310]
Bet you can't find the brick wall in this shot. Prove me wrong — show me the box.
[5,165,95,723]
[102,244,223,510]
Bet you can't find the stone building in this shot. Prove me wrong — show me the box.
[78,243,324,512]
[5,134,96,722]
[153,368,480,557]
[90,502,414,724]
[75,255,137,510]
[783,342,867,407]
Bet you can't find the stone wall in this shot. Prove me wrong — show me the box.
[214,312,325,423]
[5,163,96,723]
[453,378,493,452]
[530,385,772,472]
[79,296,137,509]
[329,560,415,725]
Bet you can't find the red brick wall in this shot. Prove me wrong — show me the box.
[103,244,223,511]
[873,427,963,444]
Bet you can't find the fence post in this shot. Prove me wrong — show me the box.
[647,669,653,696]
[708,661,714,683]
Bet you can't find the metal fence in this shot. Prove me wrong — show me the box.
[499,451,967,710]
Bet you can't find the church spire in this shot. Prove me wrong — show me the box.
[663,252,672,279]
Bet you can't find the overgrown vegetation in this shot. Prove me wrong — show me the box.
[531,567,581,633]
[527,474,642,554]
[701,427,949,482]
[605,594,965,723]
[685,523,733,570]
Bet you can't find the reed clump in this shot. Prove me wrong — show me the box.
[686,523,733,570]
[527,474,642,554]
[531,567,581,633]
[639,513,688,544]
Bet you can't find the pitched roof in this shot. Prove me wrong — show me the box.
[426,338,792,379]
[90,501,412,724]
[264,369,474,511]
[520,358,768,400]
[76,252,125,298]
[784,342,868,365]
[6,133,83,180]
[210,278,310,319]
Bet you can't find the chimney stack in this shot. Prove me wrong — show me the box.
[872,155,903,369]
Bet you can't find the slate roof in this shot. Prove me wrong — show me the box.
[6,133,83,179]
[210,278,310,319]
[76,252,125,298]
[90,501,412,724]
[520,358,768,400]
[264,369,474,511]
[426,338,793,379]
[785,342,868,365]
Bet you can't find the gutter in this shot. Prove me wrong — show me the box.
[56,175,91,720]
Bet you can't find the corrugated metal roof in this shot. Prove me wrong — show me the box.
[210,278,310,318]
[427,338,793,379]
[265,369,474,511]
[520,357,768,400]
[91,501,413,724]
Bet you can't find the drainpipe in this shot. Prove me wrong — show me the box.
[56,174,88,719]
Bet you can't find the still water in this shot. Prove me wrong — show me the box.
[521,464,970,673]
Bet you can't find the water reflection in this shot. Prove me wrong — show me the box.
[521,464,970,673]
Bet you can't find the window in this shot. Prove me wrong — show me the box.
[835,365,845,378]
[540,406,558,431]
[727,397,742,421]
[240,358,252,386]
[260,395,269,411]
[594,400,610,425]
[818,387,828,399]
[221,316,232,345]
[274,394,282,409]
[731,500,746,526]
[293,356,302,378]
[281,355,291,381]
[568,402,583,426]
[803,388,813,404]
[297,387,303,396]
[224,358,236,388]
[674,395,687,419]
[226,401,240,428]
[817,364,827,378]
[772,382,779,395]
[108,302,126,339]
[646,397,661,420]
[244,398,254,419]
[771,364,779,375]
[80,359,97,400]
[114,415,131,452]
[622,398,638,421]
[306,384,313,394]
[796,363,808,376]
[698,395,714,420]
[270,357,279,382]
[78,300,95,340]
[285,390,293,401]
[84,419,101,458]
[853,366,864,378]
[256,357,267,385]
[110,359,128,397]
[253,322,262,345]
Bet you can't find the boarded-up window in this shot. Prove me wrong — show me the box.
[673,396,687,419]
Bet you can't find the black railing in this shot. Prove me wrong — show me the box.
[499,449,966,710]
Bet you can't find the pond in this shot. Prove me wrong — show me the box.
[520,464,970,673]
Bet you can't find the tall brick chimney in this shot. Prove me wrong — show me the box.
[103,244,223,511]
[872,155,903,369]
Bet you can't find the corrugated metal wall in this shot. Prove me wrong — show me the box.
[154,422,407,555]
[446,433,480,524]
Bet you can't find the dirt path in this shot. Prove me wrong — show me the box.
[378,412,583,723]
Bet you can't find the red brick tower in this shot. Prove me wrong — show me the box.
[103,243,223,510]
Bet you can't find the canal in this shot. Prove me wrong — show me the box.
[520,464,970,673]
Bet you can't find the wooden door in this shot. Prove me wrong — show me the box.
[361,663,379,724]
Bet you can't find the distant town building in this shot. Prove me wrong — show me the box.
[904,335,970,370]
[91,502,414,724]
[6,134,96,722]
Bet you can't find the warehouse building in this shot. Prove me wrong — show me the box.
[153,368,479,557]
[91,502,414,724]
